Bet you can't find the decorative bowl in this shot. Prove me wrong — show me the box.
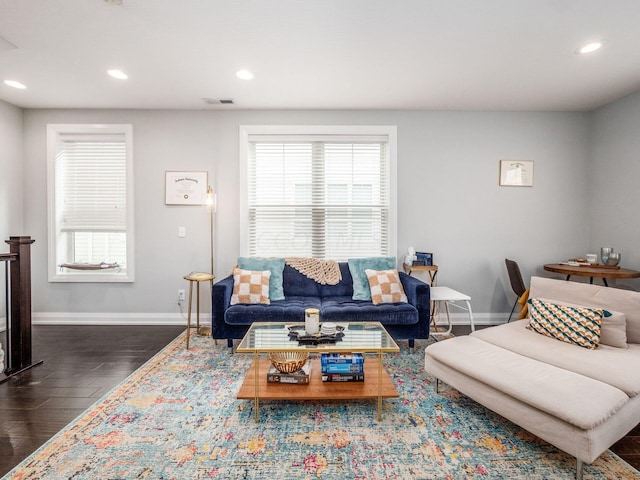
[605,252,621,266]
[268,351,309,373]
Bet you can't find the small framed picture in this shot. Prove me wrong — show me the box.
[499,160,534,187]
[415,252,433,266]
[165,171,208,205]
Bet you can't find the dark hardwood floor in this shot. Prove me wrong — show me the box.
[0,325,639,476]
[0,325,183,477]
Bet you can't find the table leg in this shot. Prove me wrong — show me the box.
[603,278,609,287]
[254,351,260,423]
[465,300,476,332]
[186,281,193,349]
[377,351,383,422]
[196,280,201,333]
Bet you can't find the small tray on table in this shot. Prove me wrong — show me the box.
[288,324,345,345]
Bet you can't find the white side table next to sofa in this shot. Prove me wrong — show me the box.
[430,286,475,336]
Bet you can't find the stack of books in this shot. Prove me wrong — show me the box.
[321,353,365,382]
[267,360,311,384]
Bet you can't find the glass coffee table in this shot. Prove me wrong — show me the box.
[236,322,399,422]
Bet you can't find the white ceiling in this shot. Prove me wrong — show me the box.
[1,0,640,111]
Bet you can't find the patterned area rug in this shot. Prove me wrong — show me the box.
[4,333,639,480]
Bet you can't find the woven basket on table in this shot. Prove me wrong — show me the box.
[268,352,309,373]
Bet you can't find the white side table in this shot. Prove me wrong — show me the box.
[430,286,475,336]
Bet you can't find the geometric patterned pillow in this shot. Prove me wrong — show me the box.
[230,268,271,305]
[365,269,408,305]
[527,297,607,350]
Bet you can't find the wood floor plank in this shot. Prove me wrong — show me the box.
[0,324,182,477]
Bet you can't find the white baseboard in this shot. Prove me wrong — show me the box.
[4,311,510,327]
[434,312,509,326]
[32,312,208,326]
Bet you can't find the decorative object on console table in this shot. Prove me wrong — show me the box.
[601,247,613,265]
[605,252,621,266]
[415,252,433,266]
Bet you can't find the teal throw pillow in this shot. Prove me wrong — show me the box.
[348,257,396,301]
[237,257,285,301]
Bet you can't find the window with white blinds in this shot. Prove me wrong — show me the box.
[56,135,127,232]
[240,126,397,261]
[47,124,134,282]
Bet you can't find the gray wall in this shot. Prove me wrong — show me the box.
[0,99,23,242]
[21,108,592,322]
[0,99,23,331]
[590,90,640,289]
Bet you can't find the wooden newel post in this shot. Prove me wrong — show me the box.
[6,236,36,373]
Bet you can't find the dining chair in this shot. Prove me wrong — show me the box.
[505,258,527,322]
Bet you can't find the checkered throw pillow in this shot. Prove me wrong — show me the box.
[230,268,271,305]
[527,297,607,349]
[365,269,408,305]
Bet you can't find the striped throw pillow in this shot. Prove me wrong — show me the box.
[527,298,608,349]
[365,269,408,305]
[230,268,271,305]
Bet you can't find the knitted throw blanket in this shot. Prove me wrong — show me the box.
[285,258,342,285]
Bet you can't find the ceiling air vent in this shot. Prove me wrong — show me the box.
[202,98,234,105]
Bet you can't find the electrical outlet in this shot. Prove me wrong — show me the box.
[178,289,186,302]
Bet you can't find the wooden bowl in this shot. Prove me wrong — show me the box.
[268,351,309,373]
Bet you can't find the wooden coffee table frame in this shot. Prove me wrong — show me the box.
[236,322,400,423]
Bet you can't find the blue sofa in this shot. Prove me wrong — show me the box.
[211,262,430,347]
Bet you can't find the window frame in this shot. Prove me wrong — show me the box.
[46,124,135,283]
[238,125,397,260]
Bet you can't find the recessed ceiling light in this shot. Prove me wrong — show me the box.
[236,70,254,80]
[107,69,128,80]
[576,42,603,55]
[4,80,26,89]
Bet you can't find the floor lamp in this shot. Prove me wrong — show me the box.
[206,185,217,276]
[182,185,217,345]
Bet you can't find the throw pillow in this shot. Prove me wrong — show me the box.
[237,257,285,301]
[230,268,271,305]
[348,257,396,301]
[365,269,408,305]
[527,298,609,350]
[535,297,628,349]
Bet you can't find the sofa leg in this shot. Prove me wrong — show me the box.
[408,339,415,350]
[575,459,583,480]
[436,378,441,394]
[227,338,233,349]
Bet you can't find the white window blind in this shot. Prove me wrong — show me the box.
[55,134,127,232]
[247,134,390,260]
[47,124,134,282]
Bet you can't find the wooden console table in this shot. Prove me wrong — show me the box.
[402,263,438,286]
[543,263,640,287]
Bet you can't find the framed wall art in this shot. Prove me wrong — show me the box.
[499,160,534,187]
[165,171,208,205]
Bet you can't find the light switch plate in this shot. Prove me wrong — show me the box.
[178,226,186,237]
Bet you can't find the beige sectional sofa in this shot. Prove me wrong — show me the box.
[425,276,640,480]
